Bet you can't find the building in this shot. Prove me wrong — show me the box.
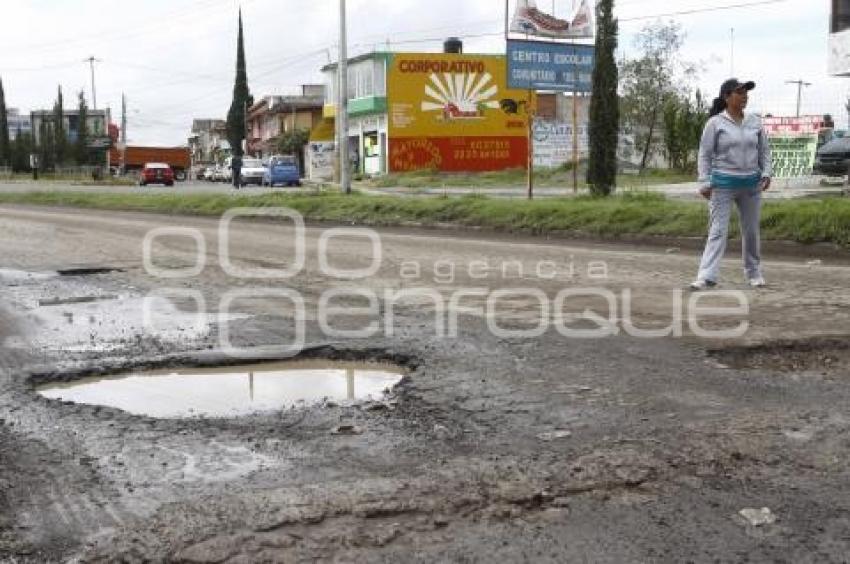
[6,108,32,140]
[188,119,228,163]
[246,85,325,158]
[30,108,111,145]
[320,48,532,176]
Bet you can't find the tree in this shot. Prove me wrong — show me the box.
[277,128,310,174]
[38,118,55,171]
[0,77,9,167]
[11,128,33,172]
[226,9,253,158]
[75,91,89,165]
[661,89,708,173]
[619,21,696,172]
[54,85,67,165]
[586,0,619,196]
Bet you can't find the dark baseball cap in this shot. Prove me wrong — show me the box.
[720,78,755,97]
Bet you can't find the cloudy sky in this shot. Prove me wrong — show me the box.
[1,0,843,145]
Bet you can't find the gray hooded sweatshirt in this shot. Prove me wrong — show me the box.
[697,111,773,190]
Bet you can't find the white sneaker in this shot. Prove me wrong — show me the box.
[689,279,717,291]
[748,277,767,288]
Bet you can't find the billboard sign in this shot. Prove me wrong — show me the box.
[763,116,824,178]
[507,40,594,92]
[387,53,532,172]
[762,115,828,136]
[509,0,593,39]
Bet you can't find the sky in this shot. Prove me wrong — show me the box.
[0,0,845,145]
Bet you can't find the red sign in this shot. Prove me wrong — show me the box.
[762,116,826,136]
[389,137,528,173]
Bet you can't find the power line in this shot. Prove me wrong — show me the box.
[620,0,791,22]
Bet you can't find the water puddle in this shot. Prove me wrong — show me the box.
[37,360,406,418]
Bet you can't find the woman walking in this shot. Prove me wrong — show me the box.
[690,78,773,290]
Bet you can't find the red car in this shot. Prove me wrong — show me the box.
[139,163,175,187]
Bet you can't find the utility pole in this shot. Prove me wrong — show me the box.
[120,93,127,175]
[338,0,351,194]
[785,79,812,117]
[84,56,100,110]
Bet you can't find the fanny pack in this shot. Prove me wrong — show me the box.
[711,171,762,189]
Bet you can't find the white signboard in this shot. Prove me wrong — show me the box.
[829,28,850,76]
[509,0,593,40]
[308,142,335,181]
[533,119,589,168]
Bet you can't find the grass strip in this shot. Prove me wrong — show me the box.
[0,190,848,249]
[364,167,694,189]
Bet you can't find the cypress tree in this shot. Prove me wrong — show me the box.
[54,85,67,166]
[75,91,89,165]
[226,9,253,158]
[0,77,9,167]
[586,0,619,196]
[12,127,31,172]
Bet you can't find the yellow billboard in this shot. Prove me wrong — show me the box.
[387,53,532,138]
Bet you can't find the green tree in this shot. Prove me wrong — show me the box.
[75,91,89,165]
[586,0,619,196]
[38,118,55,171]
[11,128,33,172]
[661,89,708,172]
[226,9,253,158]
[54,85,67,165]
[277,128,310,174]
[619,21,696,173]
[0,77,9,167]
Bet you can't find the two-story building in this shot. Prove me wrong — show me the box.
[30,108,111,145]
[189,119,228,164]
[246,85,325,158]
[5,108,32,140]
[320,44,533,176]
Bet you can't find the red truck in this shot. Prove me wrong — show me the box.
[109,146,190,180]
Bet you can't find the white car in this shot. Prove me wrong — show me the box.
[238,157,265,187]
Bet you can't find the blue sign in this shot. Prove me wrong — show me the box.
[507,40,595,93]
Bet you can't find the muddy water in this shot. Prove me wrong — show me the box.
[37,360,405,418]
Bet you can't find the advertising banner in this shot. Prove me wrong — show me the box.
[387,53,532,172]
[762,116,825,178]
[762,115,827,136]
[768,136,818,179]
[509,0,593,40]
[507,40,594,92]
[533,119,588,167]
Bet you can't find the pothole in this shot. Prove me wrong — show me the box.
[708,337,850,374]
[57,267,125,276]
[36,360,406,418]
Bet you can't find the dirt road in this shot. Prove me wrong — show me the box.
[1,204,848,562]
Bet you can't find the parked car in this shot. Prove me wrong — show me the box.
[813,137,850,177]
[239,157,266,186]
[213,164,230,183]
[263,155,301,187]
[139,162,174,186]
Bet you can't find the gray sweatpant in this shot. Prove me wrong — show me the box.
[696,188,762,282]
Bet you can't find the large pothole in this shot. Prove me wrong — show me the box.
[708,336,850,374]
[36,359,407,418]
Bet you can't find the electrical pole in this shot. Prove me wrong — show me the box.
[338,0,351,194]
[120,93,127,175]
[785,79,812,117]
[84,56,100,110]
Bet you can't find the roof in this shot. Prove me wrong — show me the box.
[321,51,392,72]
